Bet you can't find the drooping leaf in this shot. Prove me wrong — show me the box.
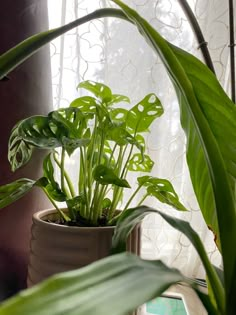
[0,178,36,209]
[0,8,128,80]
[112,206,224,314]
[126,93,163,133]
[93,165,130,188]
[0,253,187,315]
[128,153,154,172]
[113,0,236,307]
[138,176,187,211]
[78,80,112,103]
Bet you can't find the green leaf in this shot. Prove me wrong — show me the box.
[138,176,187,211]
[51,107,92,139]
[0,9,127,80]
[0,253,186,315]
[78,80,112,103]
[66,196,86,220]
[102,198,112,209]
[93,165,130,188]
[113,0,236,308]
[108,94,130,105]
[127,93,163,133]
[194,290,219,315]
[128,153,154,172]
[61,137,90,156]
[8,123,34,171]
[37,154,67,202]
[110,108,128,123]
[112,206,224,313]
[108,123,139,147]
[36,177,66,202]
[0,178,35,209]
[70,96,97,113]
[18,115,64,148]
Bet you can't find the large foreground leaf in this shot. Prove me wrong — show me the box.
[112,206,224,313]
[0,253,185,315]
[112,0,236,310]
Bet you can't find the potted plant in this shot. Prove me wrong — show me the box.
[0,0,235,314]
[0,79,186,286]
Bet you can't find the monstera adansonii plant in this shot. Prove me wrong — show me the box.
[0,1,235,314]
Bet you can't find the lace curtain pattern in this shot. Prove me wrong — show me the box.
[47,0,233,279]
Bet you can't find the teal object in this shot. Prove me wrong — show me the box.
[146,296,187,315]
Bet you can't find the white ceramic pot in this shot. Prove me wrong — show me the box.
[27,209,141,287]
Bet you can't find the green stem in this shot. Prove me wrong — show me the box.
[42,187,71,222]
[108,143,118,167]
[120,143,134,179]
[87,116,98,202]
[60,148,66,194]
[137,193,148,206]
[108,146,124,218]
[123,185,143,211]
[53,152,75,198]
[90,182,100,223]
[80,147,90,218]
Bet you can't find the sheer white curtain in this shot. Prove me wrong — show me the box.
[47,0,233,278]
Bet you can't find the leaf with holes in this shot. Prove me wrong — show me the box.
[8,116,64,172]
[138,176,187,211]
[110,108,128,124]
[70,96,97,114]
[108,94,130,105]
[51,107,91,139]
[128,153,154,172]
[126,93,163,133]
[107,123,142,153]
[8,123,34,171]
[61,137,90,156]
[78,80,112,103]
[93,165,130,188]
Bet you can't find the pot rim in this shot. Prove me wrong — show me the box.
[32,208,116,231]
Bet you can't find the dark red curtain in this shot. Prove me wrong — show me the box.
[0,0,52,299]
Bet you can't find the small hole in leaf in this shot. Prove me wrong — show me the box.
[115,113,124,119]
[132,165,137,171]
[138,104,144,112]
[148,95,156,103]
[147,110,158,116]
